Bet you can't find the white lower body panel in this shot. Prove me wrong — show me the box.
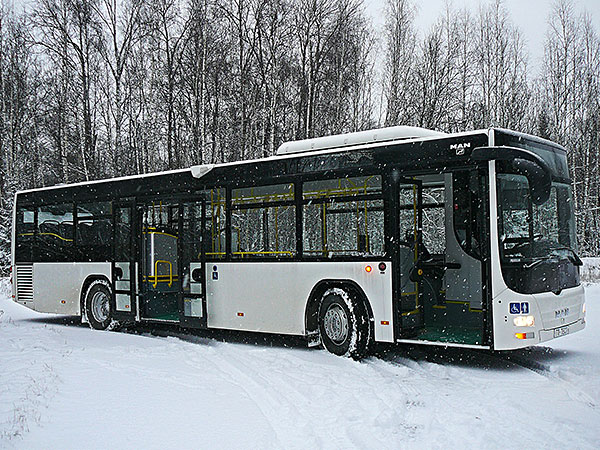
[492,284,586,350]
[205,261,394,342]
[28,262,111,315]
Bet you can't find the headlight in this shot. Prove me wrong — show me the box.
[513,315,535,327]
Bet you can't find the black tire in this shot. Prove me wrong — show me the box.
[84,279,120,331]
[318,287,370,359]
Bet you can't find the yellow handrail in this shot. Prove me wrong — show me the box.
[154,260,173,288]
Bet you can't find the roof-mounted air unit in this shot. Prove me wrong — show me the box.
[276,126,446,156]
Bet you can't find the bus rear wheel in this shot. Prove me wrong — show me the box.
[85,279,120,331]
[318,287,370,359]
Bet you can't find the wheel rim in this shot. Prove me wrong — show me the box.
[91,290,110,323]
[323,302,349,345]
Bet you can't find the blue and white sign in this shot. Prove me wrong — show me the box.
[510,302,530,314]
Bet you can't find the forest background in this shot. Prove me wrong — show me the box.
[0,0,598,270]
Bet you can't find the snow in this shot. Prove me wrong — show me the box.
[1,279,600,449]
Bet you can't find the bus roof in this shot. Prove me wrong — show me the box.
[16,127,489,197]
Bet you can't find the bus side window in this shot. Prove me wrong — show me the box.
[206,188,226,259]
[36,203,74,262]
[303,176,384,257]
[421,185,445,255]
[76,202,113,261]
[453,171,484,259]
[15,206,35,262]
[231,184,295,258]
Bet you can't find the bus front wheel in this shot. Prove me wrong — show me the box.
[318,287,370,359]
[85,279,120,331]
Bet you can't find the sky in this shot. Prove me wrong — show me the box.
[364,0,600,72]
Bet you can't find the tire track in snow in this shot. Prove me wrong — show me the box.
[489,349,598,409]
[371,346,593,449]
[143,330,420,449]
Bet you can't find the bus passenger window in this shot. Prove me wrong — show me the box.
[15,206,35,262]
[36,203,74,262]
[205,188,226,259]
[303,176,383,257]
[422,185,445,255]
[453,171,484,258]
[231,184,295,258]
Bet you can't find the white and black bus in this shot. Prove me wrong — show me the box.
[11,126,586,358]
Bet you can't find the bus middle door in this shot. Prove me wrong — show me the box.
[178,196,207,328]
[111,201,137,322]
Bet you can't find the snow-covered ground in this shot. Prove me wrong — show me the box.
[1,280,599,449]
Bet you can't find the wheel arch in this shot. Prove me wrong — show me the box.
[304,279,374,337]
[80,274,111,322]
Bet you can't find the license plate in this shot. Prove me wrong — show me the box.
[554,326,569,338]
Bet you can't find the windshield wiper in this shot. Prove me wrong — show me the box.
[523,256,556,269]
[550,246,583,266]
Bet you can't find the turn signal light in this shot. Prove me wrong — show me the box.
[515,332,534,340]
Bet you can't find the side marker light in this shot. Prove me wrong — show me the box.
[238,312,244,317]
[365,265,372,273]
[381,321,389,325]
[378,262,387,272]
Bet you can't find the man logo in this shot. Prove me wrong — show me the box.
[450,142,471,155]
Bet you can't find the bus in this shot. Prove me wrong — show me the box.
[11,126,586,359]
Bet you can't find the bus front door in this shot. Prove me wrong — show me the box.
[112,202,137,322]
[397,181,423,333]
[178,198,207,328]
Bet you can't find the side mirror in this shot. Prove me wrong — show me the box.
[471,146,552,205]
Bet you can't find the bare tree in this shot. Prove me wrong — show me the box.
[94,0,143,175]
[382,0,416,127]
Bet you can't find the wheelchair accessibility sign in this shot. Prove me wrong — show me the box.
[510,302,529,314]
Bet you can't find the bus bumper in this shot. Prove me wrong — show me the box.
[538,317,586,343]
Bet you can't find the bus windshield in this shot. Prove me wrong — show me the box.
[497,171,580,294]
[498,174,577,259]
